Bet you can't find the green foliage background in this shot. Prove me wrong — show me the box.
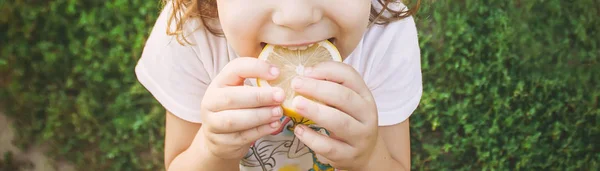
[1,0,598,170]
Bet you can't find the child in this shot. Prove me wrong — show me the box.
[135,0,422,170]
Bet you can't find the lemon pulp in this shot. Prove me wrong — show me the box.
[256,40,342,125]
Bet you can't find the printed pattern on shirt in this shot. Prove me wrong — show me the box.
[240,116,336,171]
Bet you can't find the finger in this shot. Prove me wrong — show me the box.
[303,61,372,100]
[292,95,364,143]
[206,86,285,112]
[236,120,282,145]
[213,57,280,87]
[208,120,282,147]
[207,106,283,133]
[291,77,370,123]
[294,124,353,163]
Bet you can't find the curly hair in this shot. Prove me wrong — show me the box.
[164,0,421,44]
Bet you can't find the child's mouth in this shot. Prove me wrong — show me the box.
[260,38,336,50]
[328,37,336,45]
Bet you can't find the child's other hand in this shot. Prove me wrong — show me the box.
[199,57,285,161]
[290,61,379,170]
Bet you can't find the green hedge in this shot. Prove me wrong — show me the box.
[411,0,599,170]
[1,0,598,170]
[1,0,165,170]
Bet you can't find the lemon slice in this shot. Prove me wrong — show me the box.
[256,40,342,125]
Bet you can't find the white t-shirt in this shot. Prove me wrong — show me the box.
[135,1,422,170]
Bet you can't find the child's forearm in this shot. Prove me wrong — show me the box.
[354,152,407,171]
[167,130,241,171]
[351,137,409,171]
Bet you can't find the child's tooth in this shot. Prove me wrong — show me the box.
[308,43,314,47]
[282,45,311,50]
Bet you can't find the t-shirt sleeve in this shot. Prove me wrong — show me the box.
[364,15,423,126]
[134,4,211,123]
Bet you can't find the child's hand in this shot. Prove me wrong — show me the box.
[199,57,285,161]
[290,61,379,170]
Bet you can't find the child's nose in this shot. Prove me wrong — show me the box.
[272,1,322,31]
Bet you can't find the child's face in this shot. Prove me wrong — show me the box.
[216,0,371,59]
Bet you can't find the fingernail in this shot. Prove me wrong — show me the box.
[293,96,306,110]
[272,106,282,117]
[295,125,304,135]
[270,66,279,76]
[270,121,281,128]
[303,67,313,76]
[291,77,303,89]
[273,88,285,102]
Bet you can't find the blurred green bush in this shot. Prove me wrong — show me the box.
[1,0,598,170]
[1,0,165,170]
